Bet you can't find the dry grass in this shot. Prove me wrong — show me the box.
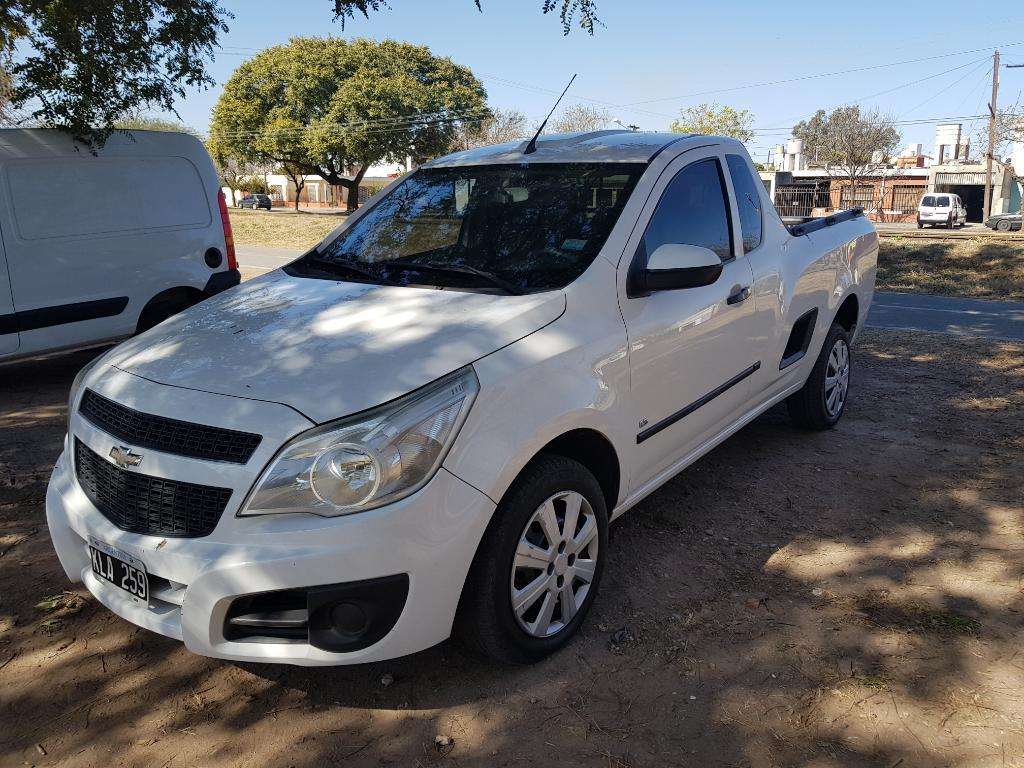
[228,209,343,250]
[878,236,1024,301]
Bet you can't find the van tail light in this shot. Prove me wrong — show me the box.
[217,189,238,270]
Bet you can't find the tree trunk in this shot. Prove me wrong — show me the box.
[344,165,369,212]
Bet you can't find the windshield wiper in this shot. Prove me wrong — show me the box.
[303,256,386,284]
[396,261,523,295]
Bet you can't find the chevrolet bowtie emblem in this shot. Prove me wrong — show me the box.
[109,445,143,470]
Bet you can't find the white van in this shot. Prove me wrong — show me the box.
[0,129,240,363]
[918,193,967,228]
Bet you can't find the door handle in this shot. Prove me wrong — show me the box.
[727,286,751,305]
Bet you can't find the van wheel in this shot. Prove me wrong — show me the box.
[456,455,608,664]
[787,323,852,430]
[946,215,954,229]
[916,219,923,229]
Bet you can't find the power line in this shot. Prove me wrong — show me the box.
[619,40,1024,106]
[897,58,992,119]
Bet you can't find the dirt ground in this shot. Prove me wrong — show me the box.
[1,327,1022,768]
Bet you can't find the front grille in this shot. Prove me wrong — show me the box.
[74,438,232,538]
[80,389,262,464]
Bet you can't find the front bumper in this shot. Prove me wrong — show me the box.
[46,443,495,666]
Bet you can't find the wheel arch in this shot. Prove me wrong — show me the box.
[135,285,204,334]
[833,292,860,334]
[533,428,621,514]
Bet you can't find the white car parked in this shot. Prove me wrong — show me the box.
[0,129,240,364]
[47,131,877,666]
[917,192,967,229]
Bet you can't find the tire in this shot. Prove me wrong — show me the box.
[946,214,954,229]
[997,219,1012,232]
[917,219,923,229]
[786,323,852,430]
[455,455,608,664]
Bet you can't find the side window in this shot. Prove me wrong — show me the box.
[725,154,763,252]
[642,158,732,262]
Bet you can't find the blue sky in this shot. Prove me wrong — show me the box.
[176,0,1024,160]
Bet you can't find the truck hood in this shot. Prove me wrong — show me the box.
[107,271,565,423]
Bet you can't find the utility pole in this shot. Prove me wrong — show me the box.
[983,49,1000,221]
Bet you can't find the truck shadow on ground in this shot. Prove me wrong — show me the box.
[1,329,1022,767]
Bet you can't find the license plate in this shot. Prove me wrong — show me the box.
[88,537,149,603]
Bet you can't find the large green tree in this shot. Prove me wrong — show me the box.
[671,103,754,143]
[210,37,488,210]
[3,1,598,145]
[1,1,229,144]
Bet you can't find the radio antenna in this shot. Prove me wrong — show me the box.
[523,73,577,155]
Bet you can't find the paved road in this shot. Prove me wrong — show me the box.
[236,244,302,274]
[235,246,1024,341]
[867,291,1024,341]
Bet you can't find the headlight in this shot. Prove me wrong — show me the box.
[239,366,479,517]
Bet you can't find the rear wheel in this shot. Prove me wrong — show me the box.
[997,219,1012,232]
[456,455,608,664]
[917,218,923,229]
[787,323,852,430]
[946,214,954,229]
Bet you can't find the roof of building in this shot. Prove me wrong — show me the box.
[422,130,722,167]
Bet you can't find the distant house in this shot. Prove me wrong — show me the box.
[225,158,412,209]
[760,122,1022,223]
[266,159,411,209]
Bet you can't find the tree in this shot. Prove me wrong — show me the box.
[332,0,600,34]
[279,163,308,211]
[792,109,828,165]
[239,176,270,195]
[4,0,600,148]
[210,37,488,211]
[793,106,900,211]
[1,1,229,145]
[670,103,754,143]
[451,108,528,151]
[548,104,612,134]
[115,115,200,136]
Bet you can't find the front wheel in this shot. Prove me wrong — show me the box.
[917,219,923,229]
[787,323,852,430]
[456,455,608,664]
[997,219,1012,232]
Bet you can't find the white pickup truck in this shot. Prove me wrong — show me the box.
[47,131,877,666]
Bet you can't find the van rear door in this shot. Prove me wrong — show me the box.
[0,227,18,355]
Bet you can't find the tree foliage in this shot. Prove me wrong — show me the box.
[1,0,230,145]
[670,103,754,143]
[548,104,612,134]
[210,37,488,210]
[332,0,601,34]
[115,115,200,137]
[792,106,900,208]
[451,108,528,151]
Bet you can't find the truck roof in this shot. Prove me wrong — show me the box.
[422,130,731,168]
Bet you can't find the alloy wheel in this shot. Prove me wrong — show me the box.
[509,490,599,638]
[824,338,850,418]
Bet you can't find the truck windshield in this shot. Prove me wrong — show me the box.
[288,163,645,294]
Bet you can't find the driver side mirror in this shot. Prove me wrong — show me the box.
[627,243,724,298]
